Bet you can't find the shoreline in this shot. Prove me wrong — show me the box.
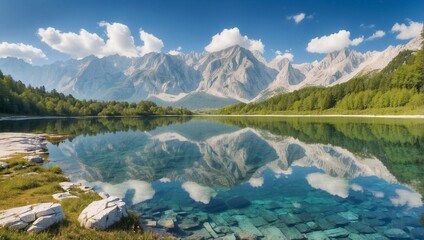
[0,133,162,239]
[196,114,424,119]
[1,114,424,121]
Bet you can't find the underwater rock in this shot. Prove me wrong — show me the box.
[221,233,236,240]
[189,228,211,240]
[258,226,286,239]
[179,217,201,230]
[150,204,169,213]
[363,218,385,227]
[324,227,349,238]
[338,211,358,221]
[227,196,251,209]
[221,213,237,226]
[306,221,319,231]
[383,228,409,239]
[214,225,231,234]
[262,212,278,223]
[203,222,218,238]
[306,231,330,240]
[278,223,304,240]
[297,212,314,222]
[348,222,375,234]
[249,216,267,227]
[278,213,301,226]
[235,231,257,240]
[410,227,424,239]
[158,218,174,229]
[233,215,263,237]
[202,198,228,213]
[263,202,281,210]
[326,214,349,226]
[295,223,311,233]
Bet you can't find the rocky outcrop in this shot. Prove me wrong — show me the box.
[78,196,128,230]
[52,192,78,201]
[0,161,9,168]
[0,203,64,232]
[26,155,43,163]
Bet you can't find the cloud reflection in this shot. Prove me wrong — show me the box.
[391,189,423,208]
[91,180,155,204]
[306,172,349,198]
[182,181,217,204]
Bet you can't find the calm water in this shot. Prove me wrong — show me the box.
[1,117,423,239]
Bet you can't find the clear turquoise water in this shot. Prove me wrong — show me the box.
[2,117,423,239]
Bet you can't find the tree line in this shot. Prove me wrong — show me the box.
[0,72,192,116]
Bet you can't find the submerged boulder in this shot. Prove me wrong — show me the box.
[226,196,251,209]
[78,196,128,230]
[0,203,64,232]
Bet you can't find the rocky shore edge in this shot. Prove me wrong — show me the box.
[0,132,170,239]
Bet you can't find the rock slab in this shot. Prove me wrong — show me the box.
[0,203,64,232]
[78,196,128,230]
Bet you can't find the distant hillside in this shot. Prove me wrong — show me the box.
[0,71,191,116]
[214,47,424,115]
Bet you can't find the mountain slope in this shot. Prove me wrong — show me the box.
[196,45,278,102]
[214,47,424,114]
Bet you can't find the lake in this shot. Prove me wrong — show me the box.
[1,116,423,239]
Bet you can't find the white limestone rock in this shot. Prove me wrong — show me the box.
[98,192,110,199]
[59,182,75,191]
[0,161,9,168]
[26,155,43,163]
[78,196,128,230]
[52,192,78,201]
[0,203,64,232]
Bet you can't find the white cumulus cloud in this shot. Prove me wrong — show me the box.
[38,22,164,59]
[38,27,105,59]
[168,46,182,56]
[205,27,264,53]
[100,21,139,57]
[391,20,423,40]
[366,30,386,41]
[0,42,47,63]
[274,50,294,61]
[288,13,306,24]
[138,30,164,56]
[306,30,364,54]
[350,36,364,46]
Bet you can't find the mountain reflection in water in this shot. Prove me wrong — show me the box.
[3,116,422,238]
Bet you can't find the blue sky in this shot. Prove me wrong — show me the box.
[0,0,422,65]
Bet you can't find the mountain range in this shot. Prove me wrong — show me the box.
[0,37,421,109]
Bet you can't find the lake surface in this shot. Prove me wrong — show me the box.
[1,116,423,239]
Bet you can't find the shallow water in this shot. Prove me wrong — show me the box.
[2,116,423,239]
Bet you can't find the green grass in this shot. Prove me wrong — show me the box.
[0,153,174,240]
